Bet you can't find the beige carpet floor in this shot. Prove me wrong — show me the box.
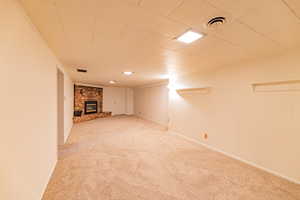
[43,115,300,200]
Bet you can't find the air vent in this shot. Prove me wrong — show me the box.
[207,16,226,27]
[77,68,87,73]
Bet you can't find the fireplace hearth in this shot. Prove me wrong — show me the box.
[85,101,98,114]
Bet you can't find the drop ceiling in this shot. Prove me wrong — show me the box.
[20,0,300,87]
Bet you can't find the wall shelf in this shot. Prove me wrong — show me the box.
[176,87,211,94]
[252,80,300,92]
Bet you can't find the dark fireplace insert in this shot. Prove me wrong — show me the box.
[85,100,98,114]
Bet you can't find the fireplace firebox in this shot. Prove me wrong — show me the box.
[85,101,98,114]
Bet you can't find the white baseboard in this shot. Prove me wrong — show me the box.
[41,157,57,199]
[64,123,73,144]
[134,114,168,128]
[171,131,300,185]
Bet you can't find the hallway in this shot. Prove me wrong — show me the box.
[43,116,300,200]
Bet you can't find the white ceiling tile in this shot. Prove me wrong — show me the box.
[284,0,300,18]
[119,0,140,6]
[239,0,300,35]
[168,0,232,31]
[208,0,258,18]
[96,1,187,38]
[268,20,300,48]
[210,21,280,52]
[19,0,300,86]
[266,0,300,48]
[139,0,183,16]
[136,14,188,38]
[54,0,97,54]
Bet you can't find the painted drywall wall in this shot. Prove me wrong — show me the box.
[134,82,169,126]
[169,49,300,183]
[103,86,134,115]
[125,88,134,115]
[75,83,133,116]
[103,87,126,115]
[0,0,73,199]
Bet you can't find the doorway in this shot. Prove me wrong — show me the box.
[57,68,64,155]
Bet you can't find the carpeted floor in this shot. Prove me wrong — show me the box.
[43,115,300,200]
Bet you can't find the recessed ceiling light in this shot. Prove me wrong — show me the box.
[176,30,204,44]
[109,80,116,84]
[123,71,134,75]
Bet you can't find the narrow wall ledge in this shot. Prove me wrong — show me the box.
[252,80,300,92]
[176,87,211,94]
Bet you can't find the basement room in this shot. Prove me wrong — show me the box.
[1,0,300,199]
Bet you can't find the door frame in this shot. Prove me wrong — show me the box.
[57,68,64,153]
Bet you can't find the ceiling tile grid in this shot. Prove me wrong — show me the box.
[20,0,300,86]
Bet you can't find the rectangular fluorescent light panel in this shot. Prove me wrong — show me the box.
[177,30,204,44]
[123,71,134,75]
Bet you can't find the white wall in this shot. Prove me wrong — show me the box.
[103,87,126,115]
[0,0,73,199]
[103,87,134,115]
[169,49,300,183]
[125,88,134,115]
[134,82,169,126]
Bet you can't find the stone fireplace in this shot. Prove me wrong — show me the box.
[73,85,111,123]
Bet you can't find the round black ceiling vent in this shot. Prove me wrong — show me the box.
[207,16,226,27]
[77,68,87,73]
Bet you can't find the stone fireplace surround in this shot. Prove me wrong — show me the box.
[73,85,111,123]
